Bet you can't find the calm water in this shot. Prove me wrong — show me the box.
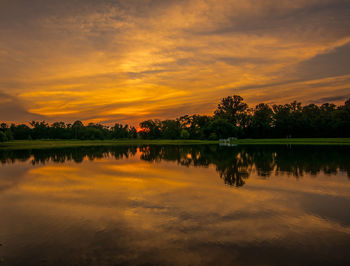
[0,145,350,266]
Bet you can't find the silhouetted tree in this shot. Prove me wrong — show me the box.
[214,95,248,126]
[30,121,49,139]
[10,124,31,140]
[180,129,190,139]
[128,126,138,139]
[72,120,84,139]
[50,122,68,139]
[203,118,238,139]
[1,123,8,131]
[177,114,212,139]
[139,120,162,139]
[112,123,129,139]
[250,103,273,138]
[0,131,7,142]
[1,96,350,141]
[161,120,181,139]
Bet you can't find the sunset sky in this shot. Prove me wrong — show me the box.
[0,0,350,125]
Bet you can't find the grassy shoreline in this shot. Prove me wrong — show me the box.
[0,138,350,150]
[230,138,350,145]
[0,139,218,150]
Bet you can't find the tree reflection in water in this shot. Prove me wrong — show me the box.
[1,145,349,187]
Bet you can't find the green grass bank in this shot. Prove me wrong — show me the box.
[1,138,350,150]
[0,139,218,150]
[229,138,350,145]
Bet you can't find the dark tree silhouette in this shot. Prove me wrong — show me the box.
[1,96,349,141]
[214,95,249,126]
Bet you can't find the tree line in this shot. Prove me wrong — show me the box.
[1,95,349,141]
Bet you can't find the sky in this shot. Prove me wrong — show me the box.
[0,0,350,125]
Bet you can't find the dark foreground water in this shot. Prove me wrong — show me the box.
[0,145,350,266]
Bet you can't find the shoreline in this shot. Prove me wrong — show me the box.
[0,139,218,150]
[1,138,350,150]
[229,138,350,146]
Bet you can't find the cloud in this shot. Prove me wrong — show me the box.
[312,95,349,104]
[0,91,45,122]
[293,42,350,80]
[0,0,350,124]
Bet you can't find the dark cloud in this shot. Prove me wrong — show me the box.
[220,57,275,66]
[312,95,349,104]
[0,91,44,122]
[191,0,350,39]
[294,42,350,80]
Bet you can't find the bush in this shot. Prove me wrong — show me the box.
[5,130,14,140]
[208,132,218,140]
[203,118,237,139]
[0,131,8,142]
[180,129,190,139]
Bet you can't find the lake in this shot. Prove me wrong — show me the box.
[0,145,350,265]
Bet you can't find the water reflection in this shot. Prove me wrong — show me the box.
[1,145,349,187]
[1,145,350,265]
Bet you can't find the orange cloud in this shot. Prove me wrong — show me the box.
[0,0,349,125]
